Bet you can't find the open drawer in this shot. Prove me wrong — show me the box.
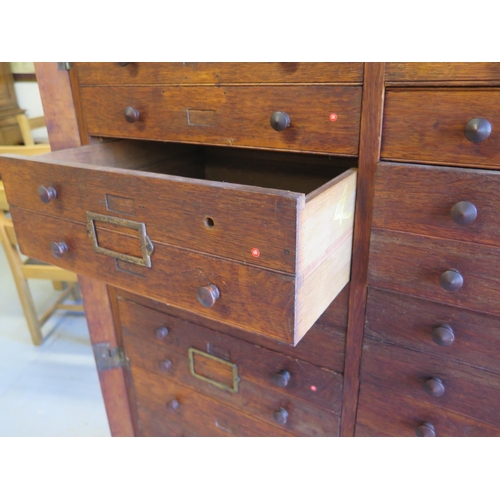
[0,140,356,345]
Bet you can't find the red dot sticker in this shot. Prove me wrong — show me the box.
[329,113,338,122]
[251,248,260,258]
[310,385,317,392]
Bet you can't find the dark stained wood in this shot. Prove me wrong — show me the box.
[132,366,297,437]
[385,63,500,83]
[137,406,201,436]
[76,62,364,85]
[117,298,343,412]
[360,337,500,428]
[317,282,349,331]
[9,207,299,344]
[372,163,500,247]
[365,288,500,375]
[381,89,500,169]
[367,228,500,317]
[123,333,340,436]
[341,62,386,436]
[355,381,500,437]
[79,85,362,155]
[117,288,346,372]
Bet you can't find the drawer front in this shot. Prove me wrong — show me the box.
[11,207,298,343]
[118,298,343,413]
[80,85,362,155]
[381,89,500,168]
[76,62,364,85]
[385,63,500,83]
[355,381,500,437]
[117,288,347,373]
[365,288,500,374]
[124,335,340,437]
[132,366,295,437]
[373,163,500,247]
[368,228,500,316]
[360,338,500,428]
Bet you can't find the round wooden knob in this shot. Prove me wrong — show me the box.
[439,270,463,292]
[273,370,291,388]
[155,326,169,340]
[464,118,492,143]
[159,359,172,372]
[432,324,455,346]
[38,185,57,204]
[273,407,288,426]
[415,422,436,437]
[117,62,131,67]
[270,111,291,132]
[124,106,140,123]
[423,377,445,397]
[196,284,220,308]
[450,201,477,225]
[50,241,68,258]
[166,399,179,411]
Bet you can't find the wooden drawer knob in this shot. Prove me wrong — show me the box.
[117,62,131,67]
[450,201,477,226]
[273,370,291,388]
[166,399,179,411]
[50,241,68,258]
[196,284,220,308]
[273,407,289,426]
[423,377,445,397]
[464,118,492,143]
[124,106,140,123]
[415,422,436,437]
[439,269,463,292]
[159,359,172,372]
[38,185,57,204]
[155,326,169,340]
[432,324,455,346]
[270,111,291,132]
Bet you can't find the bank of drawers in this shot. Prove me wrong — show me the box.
[358,156,500,436]
[117,294,345,437]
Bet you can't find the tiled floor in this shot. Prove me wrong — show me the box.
[0,244,111,436]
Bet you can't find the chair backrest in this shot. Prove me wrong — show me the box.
[16,114,48,146]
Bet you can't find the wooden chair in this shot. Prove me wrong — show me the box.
[16,113,48,147]
[0,181,83,346]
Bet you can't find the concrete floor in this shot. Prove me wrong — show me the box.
[0,244,111,436]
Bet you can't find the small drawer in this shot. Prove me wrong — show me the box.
[355,381,500,437]
[118,298,343,414]
[360,338,500,428]
[381,89,500,168]
[79,85,362,155]
[368,228,500,317]
[75,62,364,85]
[131,365,338,437]
[1,141,356,345]
[373,163,500,247]
[365,288,500,374]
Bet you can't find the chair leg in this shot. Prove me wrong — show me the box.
[52,281,65,291]
[69,283,81,301]
[0,224,44,345]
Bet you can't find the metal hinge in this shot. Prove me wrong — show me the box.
[57,62,73,71]
[92,342,127,372]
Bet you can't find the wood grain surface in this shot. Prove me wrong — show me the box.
[385,63,500,83]
[75,62,364,85]
[80,85,362,155]
[382,89,500,168]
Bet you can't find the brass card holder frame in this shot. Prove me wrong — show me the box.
[86,211,154,268]
[188,347,240,393]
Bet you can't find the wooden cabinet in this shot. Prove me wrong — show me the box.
[2,62,500,436]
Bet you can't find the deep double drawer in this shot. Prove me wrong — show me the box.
[0,140,356,344]
[365,288,500,375]
[368,229,500,317]
[75,62,364,85]
[360,338,500,429]
[381,89,500,168]
[79,85,362,155]
[372,163,500,247]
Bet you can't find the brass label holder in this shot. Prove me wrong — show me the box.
[188,347,240,393]
[86,211,154,268]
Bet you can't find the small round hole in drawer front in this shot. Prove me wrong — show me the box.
[204,216,215,229]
